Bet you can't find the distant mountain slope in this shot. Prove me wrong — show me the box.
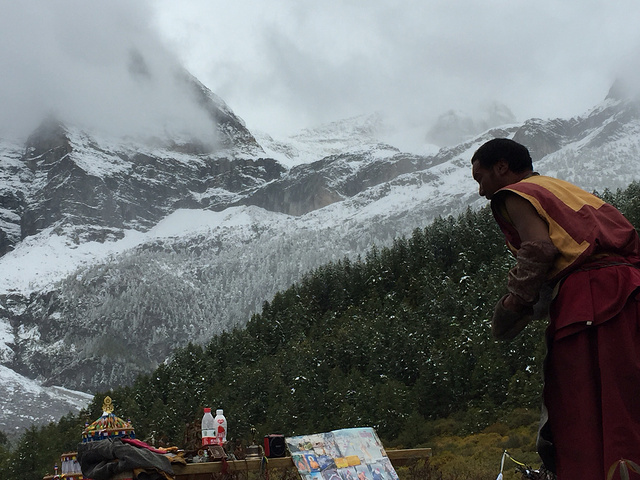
[1,82,640,436]
[0,364,91,442]
[256,112,441,168]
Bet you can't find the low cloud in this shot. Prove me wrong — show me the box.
[152,0,640,138]
[3,0,640,144]
[0,1,216,143]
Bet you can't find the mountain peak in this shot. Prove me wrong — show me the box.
[426,102,516,147]
[606,78,640,103]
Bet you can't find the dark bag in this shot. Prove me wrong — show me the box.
[77,437,174,480]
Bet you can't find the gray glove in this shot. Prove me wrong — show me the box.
[507,240,558,306]
[491,294,533,341]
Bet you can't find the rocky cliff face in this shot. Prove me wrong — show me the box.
[7,118,283,248]
[238,150,446,215]
[0,140,26,255]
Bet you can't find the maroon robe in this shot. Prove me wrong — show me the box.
[492,175,640,479]
[547,261,640,479]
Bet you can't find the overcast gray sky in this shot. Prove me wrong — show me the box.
[1,1,639,140]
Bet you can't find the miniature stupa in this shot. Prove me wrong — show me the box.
[81,396,135,443]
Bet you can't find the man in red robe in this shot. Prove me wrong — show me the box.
[471,138,640,480]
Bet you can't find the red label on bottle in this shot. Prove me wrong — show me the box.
[202,436,215,446]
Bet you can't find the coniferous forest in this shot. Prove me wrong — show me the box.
[4,182,640,480]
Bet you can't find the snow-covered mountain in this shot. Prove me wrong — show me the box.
[2,79,640,437]
[256,112,440,167]
[0,364,92,442]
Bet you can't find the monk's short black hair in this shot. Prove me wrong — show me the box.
[471,138,533,173]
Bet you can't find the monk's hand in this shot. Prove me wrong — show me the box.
[491,294,534,341]
[492,239,558,340]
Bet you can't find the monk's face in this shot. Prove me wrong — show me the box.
[472,160,505,199]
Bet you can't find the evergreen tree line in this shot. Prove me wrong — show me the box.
[3,182,640,480]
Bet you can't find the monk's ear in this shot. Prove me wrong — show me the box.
[494,158,510,175]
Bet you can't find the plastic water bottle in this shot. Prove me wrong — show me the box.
[214,409,227,444]
[201,407,215,446]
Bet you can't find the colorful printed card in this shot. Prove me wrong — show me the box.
[286,428,399,480]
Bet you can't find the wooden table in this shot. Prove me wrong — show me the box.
[44,448,432,480]
[172,448,432,479]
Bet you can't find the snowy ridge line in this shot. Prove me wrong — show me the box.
[0,205,293,296]
[0,364,92,437]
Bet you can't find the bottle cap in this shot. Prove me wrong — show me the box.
[216,409,223,415]
[204,407,211,413]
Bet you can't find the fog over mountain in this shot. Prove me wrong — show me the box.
[0,1,225,146]
[4,1,640,141]
[426,102,517,147]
